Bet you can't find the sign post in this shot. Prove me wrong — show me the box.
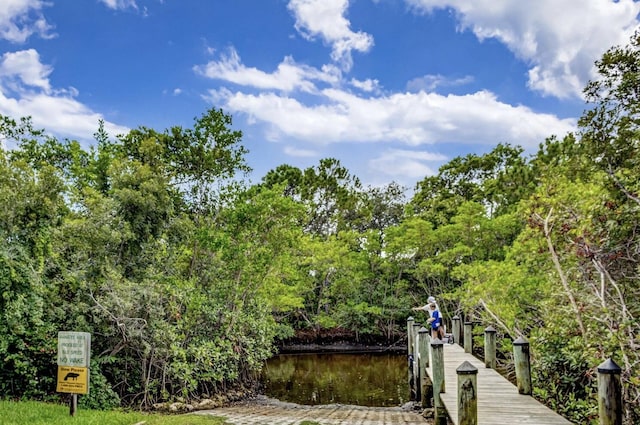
[57,331,91,416]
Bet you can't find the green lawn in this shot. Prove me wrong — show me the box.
[0,400,229,425]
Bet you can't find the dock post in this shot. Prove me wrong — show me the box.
[457,361,478,425]
[431,338,446,425]
[407,317,415,399]
[484,326,496,369]
[452,315,461,347]
[418,326,431,407]
[414,327,425,402]
[413,322,422,397]
[513,336,532,395]
[464,321,473,353]
[418,326,430,369]
[597,358,622,425]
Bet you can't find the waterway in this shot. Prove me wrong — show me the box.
[261,352,409,407]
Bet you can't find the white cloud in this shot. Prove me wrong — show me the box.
[195,48,341,93]
[99,0,138,11]
[407,74,474,92]
[350,78,380,93]
[287,0,374,71]
[405,0,640,99]
[0,49,128,141]
[283,145,319,157]
[0,49,51,93]
[369,149,445,178]
[0,0,54,43]
[206,87,576,148]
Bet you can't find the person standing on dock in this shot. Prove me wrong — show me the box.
[412,296,438,313]
[412,296,444,339]
[426,302,444,339]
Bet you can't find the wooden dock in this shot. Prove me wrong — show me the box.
[425,343,573,425]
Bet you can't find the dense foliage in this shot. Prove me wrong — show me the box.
[1,34,639,424]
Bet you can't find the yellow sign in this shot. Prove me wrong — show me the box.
[56,366,89,394]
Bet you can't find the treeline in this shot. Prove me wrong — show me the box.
[1,34,639,424]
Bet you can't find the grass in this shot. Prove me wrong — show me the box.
[0,400,229,425]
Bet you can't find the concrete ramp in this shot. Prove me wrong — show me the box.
[196,396,430,424]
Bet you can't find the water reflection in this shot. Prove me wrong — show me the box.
[261,352,409,407]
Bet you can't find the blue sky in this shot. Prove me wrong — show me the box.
[1,1,639,191]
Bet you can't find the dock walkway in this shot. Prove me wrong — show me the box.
[425,343,572,424]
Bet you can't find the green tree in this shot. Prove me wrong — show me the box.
[0,149,66,398]
[261,164,305,199]
[0,108,262,409]
[301,158,361,237]
[411,143,531,225]
[577,31,640,423]
[580,31,640,204]
[117,108,250,216]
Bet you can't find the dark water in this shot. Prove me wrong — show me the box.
[261,352,409,407]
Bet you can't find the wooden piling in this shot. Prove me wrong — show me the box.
[452,315,461,347]
[431,338,446,425]
[413,322,422,397]
[407,316,415,399]
[418,326,431,407]
[457,361,478,425]
[597,358,622,425]
[418,326,430,369]
[484,326,496,369]
[463,322,473,354]
[513,336,532,395]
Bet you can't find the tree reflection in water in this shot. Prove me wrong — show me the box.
[261,353,409,407]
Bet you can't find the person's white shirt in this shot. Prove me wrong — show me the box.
[418,296,439,313]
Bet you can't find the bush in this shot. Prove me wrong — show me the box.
[78,359,121,410]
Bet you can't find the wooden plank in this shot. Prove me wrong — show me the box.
[426,343,573,425]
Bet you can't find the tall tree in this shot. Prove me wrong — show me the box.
[580,31,640,204]
[411,143,530,224]
[577,31,640,423]
[261,164,305,199]
[118,108,250,217]
[0,149,66,399]
[261,158,361,238]
[301,158,361,237]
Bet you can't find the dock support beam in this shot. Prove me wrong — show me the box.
[513,336,532,395]
[464,322,473,354]
[412,322,422,399]
[407,317,415,399]
[597,358,622,425]
[452,316,461,347]
[431,338,447,425]
[484,326,496,369]
[457,361,478,425]
[418,327,432,408]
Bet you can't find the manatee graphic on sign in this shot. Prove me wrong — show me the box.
[57,366,89,394]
